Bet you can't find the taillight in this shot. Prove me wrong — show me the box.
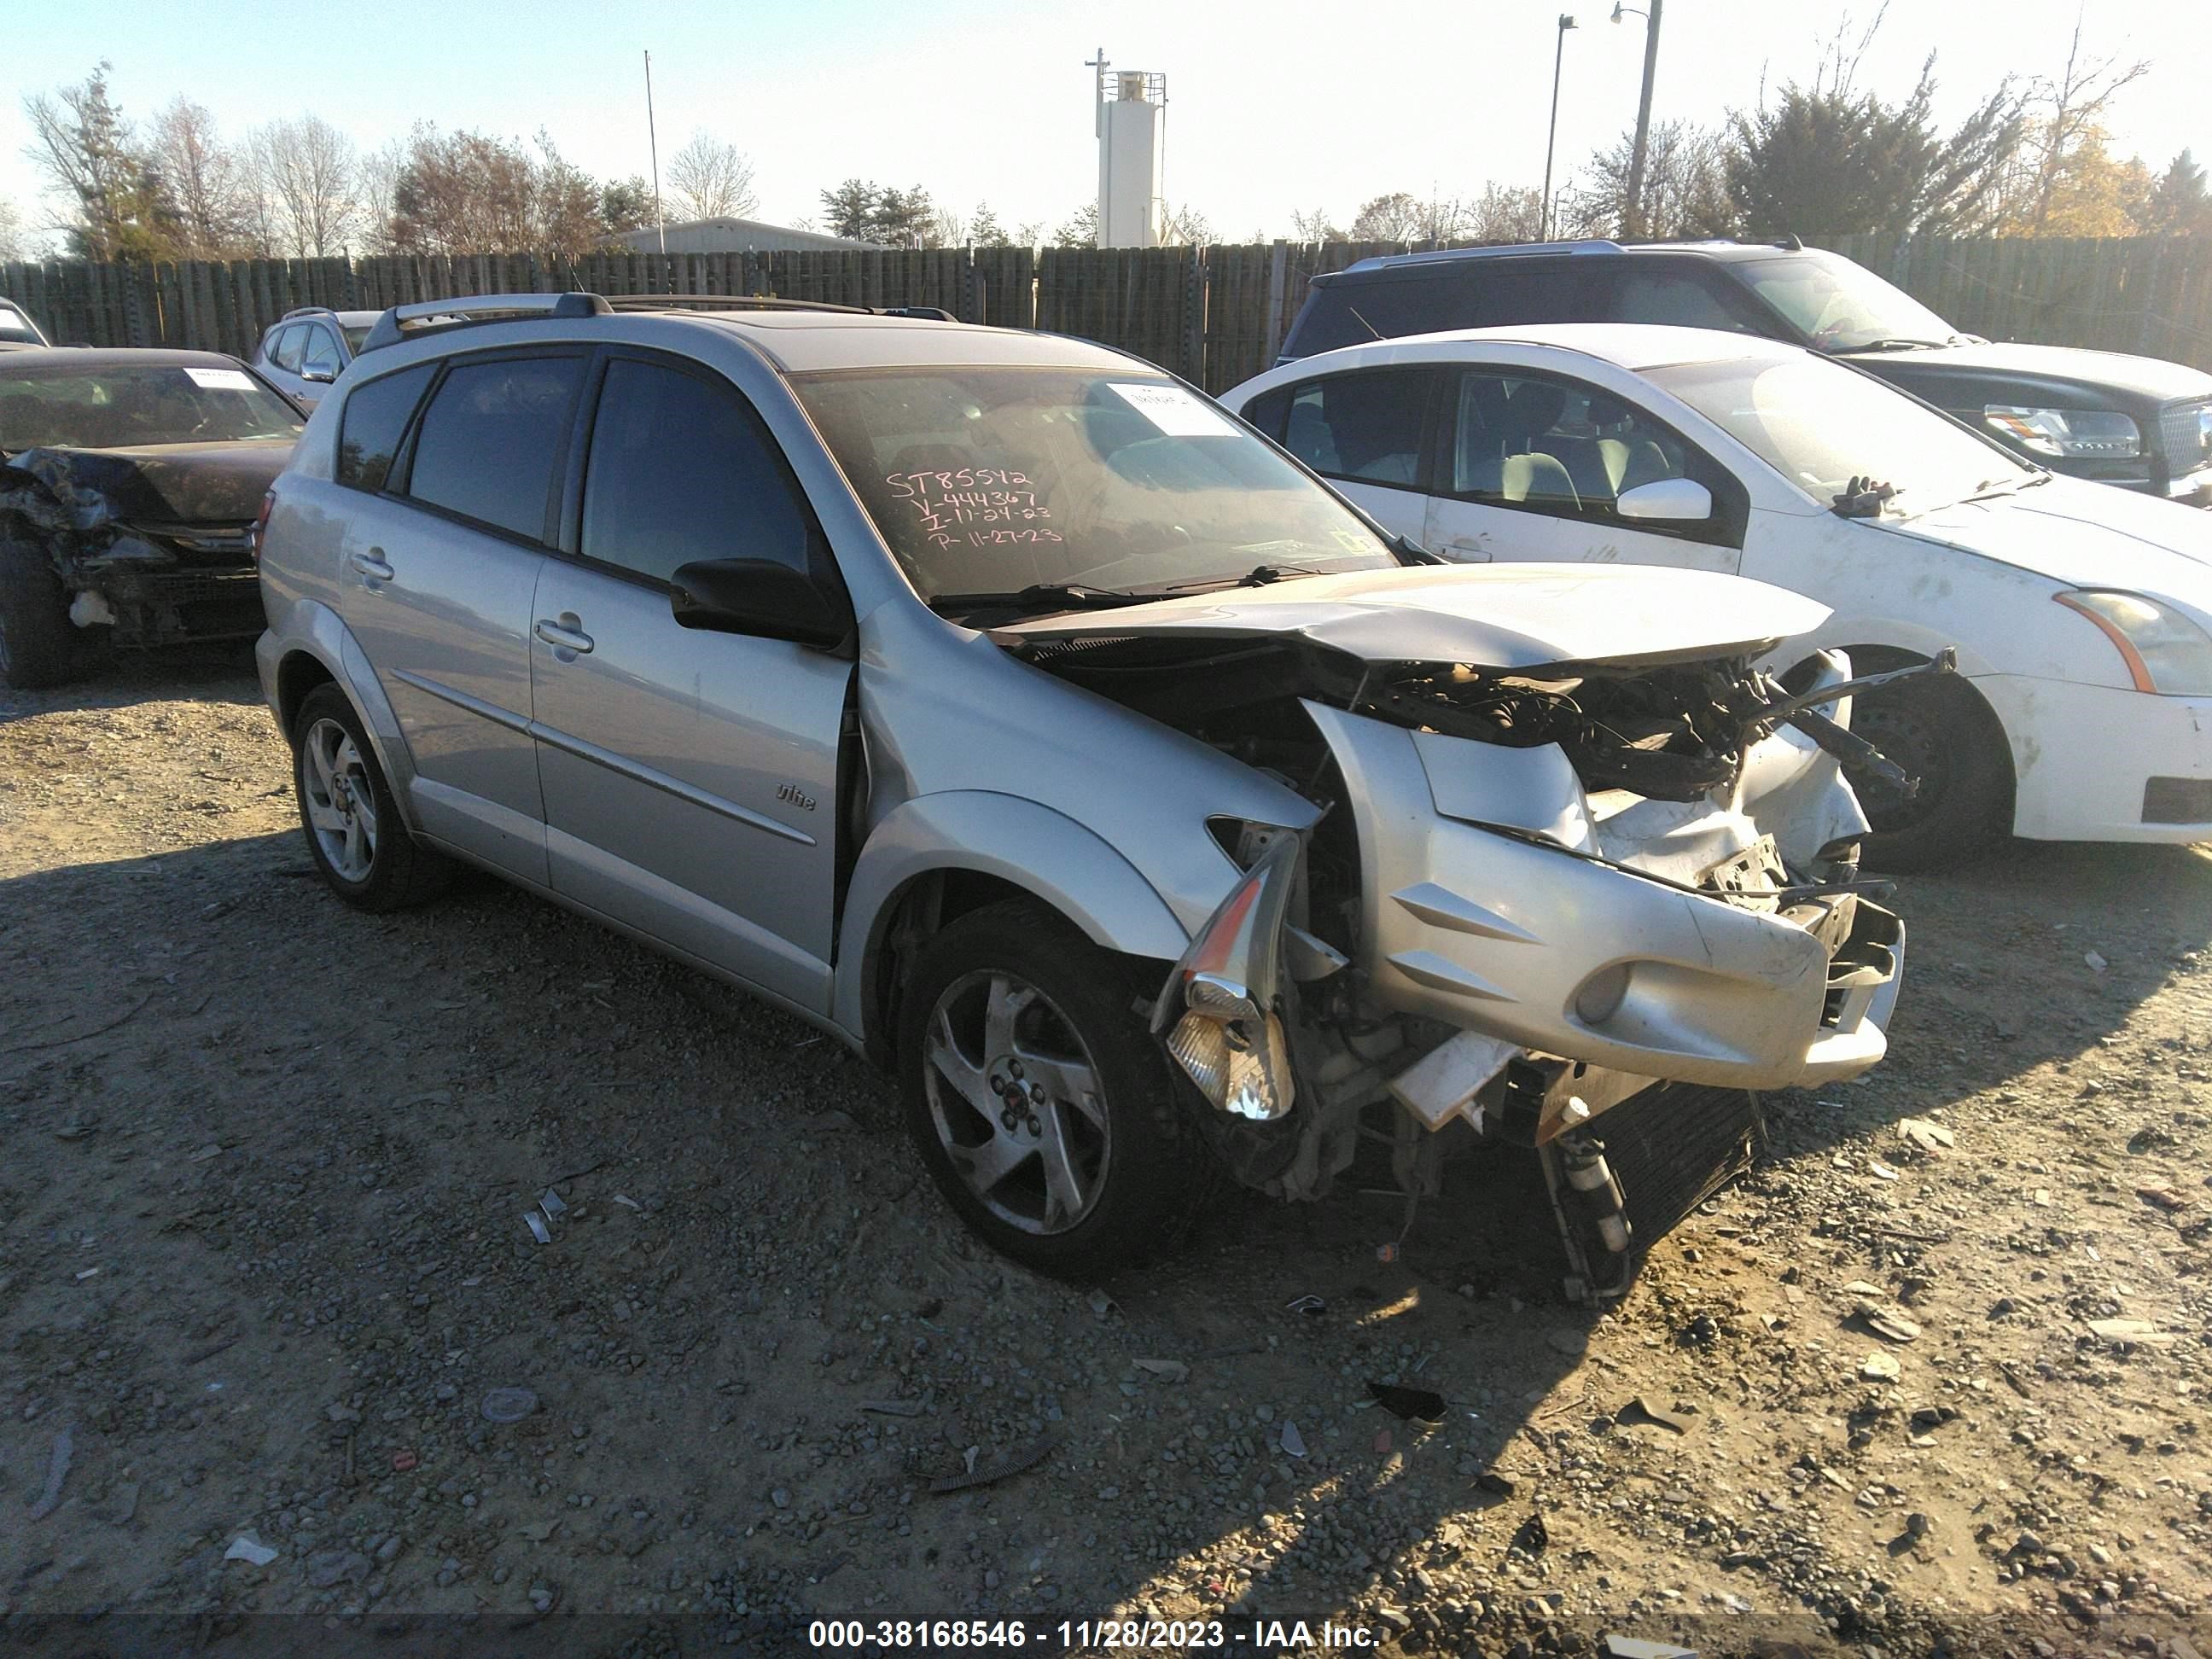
[252,489,275,562]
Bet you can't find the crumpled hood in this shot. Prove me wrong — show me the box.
[1856,340,2212,406]
[1,440,292,529]
[1880,479,2212,614]
[992,562,1830,670]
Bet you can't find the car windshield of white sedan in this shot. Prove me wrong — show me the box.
[0,364,304,451]
[793,367,1398,601]
[1731,253,1964,352]
[1647,356,2031,514]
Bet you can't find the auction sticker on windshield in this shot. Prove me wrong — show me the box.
[1109,381,1237,438]
[184,367,257,392]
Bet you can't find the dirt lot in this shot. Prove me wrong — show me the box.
[3,655,2212,1657]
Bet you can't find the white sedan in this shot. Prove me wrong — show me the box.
[1225,323,2212,867]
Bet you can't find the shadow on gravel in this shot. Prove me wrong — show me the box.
[0,645,261,725]
[1753,836,2212,1160]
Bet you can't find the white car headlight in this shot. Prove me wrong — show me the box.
[1983,405,2141,460]
[2054,590,2212,695]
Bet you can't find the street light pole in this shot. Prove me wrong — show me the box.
[1615,0,1664,241]
[1541,14,1577,242]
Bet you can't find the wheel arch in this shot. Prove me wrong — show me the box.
[834,793,1196,1070]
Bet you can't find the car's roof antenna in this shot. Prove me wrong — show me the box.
[1347,305,1385,343]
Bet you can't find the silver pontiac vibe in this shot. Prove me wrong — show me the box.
[256,294,1906,1280]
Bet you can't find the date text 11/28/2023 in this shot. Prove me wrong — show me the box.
[806,1617,1384,1652]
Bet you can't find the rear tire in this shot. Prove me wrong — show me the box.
[291,682,453,911]
[1849,672,2013,872]
[0,535,81,690]
[897,900,1210,1276]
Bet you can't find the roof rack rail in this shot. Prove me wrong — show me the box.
[358,291,611,353]
[602,294,962,323]
[1333,239,1626,278]
[277,305,341,323]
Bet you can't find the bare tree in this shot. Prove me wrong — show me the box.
[665,132,757,222]
[352,139,407,254]
[1348,192,1424,241]
[1159,201,1212,246]
[21,61,167,259]
[1461,183,1545,242]
[1288,207,1346,242]
[929,204,967,247]
[0,196,26,262]
[2000,17,2151,234]
[1567,121,1733,240]
[149,98,255,257]
[252,114,360,255]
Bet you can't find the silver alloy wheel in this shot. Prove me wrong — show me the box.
[300,716,378,882]
[923,969,1112,1235]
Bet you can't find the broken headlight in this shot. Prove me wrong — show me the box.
[2055,589,2212,696]
[1154,835,1302,1121]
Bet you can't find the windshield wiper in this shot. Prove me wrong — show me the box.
[1830,337,1948,354]
[926,582,1150,618]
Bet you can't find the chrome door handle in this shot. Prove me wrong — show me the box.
[350,547,394,581]
[535,618,595,655]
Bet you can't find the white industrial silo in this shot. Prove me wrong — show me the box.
[1093,58,1166,248]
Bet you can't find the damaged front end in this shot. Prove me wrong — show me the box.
[1,447,269,648]
[1026,597,1931,1299]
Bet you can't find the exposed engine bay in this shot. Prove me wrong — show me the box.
[1008,619,1932,1300]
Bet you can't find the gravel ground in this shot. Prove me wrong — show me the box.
[3,654,2211,1657]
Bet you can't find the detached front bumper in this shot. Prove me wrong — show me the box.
[1305,701,1903,1097]
[1977,673,2212,842]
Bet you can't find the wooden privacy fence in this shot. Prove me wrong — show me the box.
[10,234,2212,392]
[1830,233,2212,372]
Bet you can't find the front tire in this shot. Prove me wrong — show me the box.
[897,901,1210,1276]
[291,683,452,911]
[1849,672,2014,872]
[0,536,81,690]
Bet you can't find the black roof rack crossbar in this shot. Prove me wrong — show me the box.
[358,291,611,353]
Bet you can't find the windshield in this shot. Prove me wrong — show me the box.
[1648,354,2031,514]
[791,366,1396,602]
[0,363,303,451]
[0,305,41,346]
[1730,253,1964,352]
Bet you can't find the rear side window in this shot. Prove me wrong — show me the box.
[407,355,583,542]
[1607,267,1758,332]
[336,364,434,493]
[1280,368,1432,489]
[579,357,812,584]
[1286,262,1603,356]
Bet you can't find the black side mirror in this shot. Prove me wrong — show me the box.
[670,557,849,650]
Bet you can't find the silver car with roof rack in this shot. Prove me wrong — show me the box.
[253,289,1909,1284]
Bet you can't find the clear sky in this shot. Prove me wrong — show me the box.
[2,0,2200,248]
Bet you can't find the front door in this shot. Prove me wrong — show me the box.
[1270,365,1437,544]
[529,352,849,1016]
[1424,366,1744,575]
[337,352,587,884]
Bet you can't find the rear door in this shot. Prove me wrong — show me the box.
[1423,364,1746,573]
[335,349,586,884]
[1247,364,1437,542]
[529,350,850,1016]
